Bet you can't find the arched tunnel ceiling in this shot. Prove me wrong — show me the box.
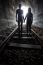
[0,0,35,9]
[0,0,39,16]
[0,0,37,19]
[0,0,43,14]
[0,0,43,12]
[0,0,43,28]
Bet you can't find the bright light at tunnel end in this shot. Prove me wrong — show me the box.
[21,6,28,17]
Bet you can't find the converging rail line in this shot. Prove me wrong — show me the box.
[0,26,43,65]
[0,26,18,53]
[0,26,42,53]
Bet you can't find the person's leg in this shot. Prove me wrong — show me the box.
[18,21,20,35]
[26,22,28,34]
[21,22,23,36]
[29,24,31,33]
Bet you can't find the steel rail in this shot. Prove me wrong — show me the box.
[0,27,43,53]
[0,26,18,53]
[32,29,43,47]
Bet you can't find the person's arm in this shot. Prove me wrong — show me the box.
[16,10,18,22]
[24,14,27,22]
[22,10,24,22]
[32,14,33,22]
[23,10,24,21]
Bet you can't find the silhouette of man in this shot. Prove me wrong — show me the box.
[24,8,33,34]
[16,4,24,36]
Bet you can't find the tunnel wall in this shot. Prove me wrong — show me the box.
[33,0,43,28]
[0,0,16,30]
[0,0,43,30]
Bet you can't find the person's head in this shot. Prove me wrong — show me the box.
[28,8,31,13]
[19,4,21,9]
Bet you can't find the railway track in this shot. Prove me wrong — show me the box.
[0,26,43,65]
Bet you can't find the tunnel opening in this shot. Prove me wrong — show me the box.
[0,0,35,27]
[0,0,43,27]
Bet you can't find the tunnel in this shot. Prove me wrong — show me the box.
[0,0,43,29]
[0,0,43,64]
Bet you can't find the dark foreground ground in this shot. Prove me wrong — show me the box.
[0,47,43,65]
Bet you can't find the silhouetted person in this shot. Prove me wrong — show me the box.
[16,4,24,36]
[24,8,33,34]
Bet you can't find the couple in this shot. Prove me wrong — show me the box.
[16,4,33,36]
